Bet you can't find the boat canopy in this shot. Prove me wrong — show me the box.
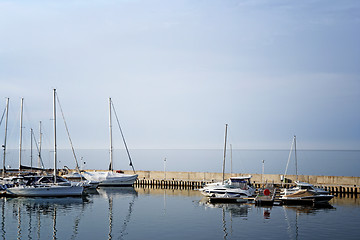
[295,181,314,187]
[229,175,252,182]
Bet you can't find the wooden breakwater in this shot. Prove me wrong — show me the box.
[119,170,360,195]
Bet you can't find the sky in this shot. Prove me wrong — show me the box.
[0,0,359,153]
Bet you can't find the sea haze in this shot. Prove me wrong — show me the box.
[4,149,360,177]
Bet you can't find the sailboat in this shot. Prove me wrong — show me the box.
[280,135,334,205]
[199,124,255,201]
[82,98,138,186]
[5,89,84,197]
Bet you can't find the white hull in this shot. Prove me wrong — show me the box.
[6,184,84,197]
[199,176,255,198]
[82,171,138,186]
[200,187,254,198]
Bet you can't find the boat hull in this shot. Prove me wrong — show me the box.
[83,172,138,187]
[6,185,84,197]
[281,195,334,205]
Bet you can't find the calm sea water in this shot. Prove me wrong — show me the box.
[1,187,359,240]
[4,149,360,177]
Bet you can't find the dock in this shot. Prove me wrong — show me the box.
[13,169,357,195]
[125,170,360,195]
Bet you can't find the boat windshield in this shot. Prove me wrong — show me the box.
[227,181,248,190]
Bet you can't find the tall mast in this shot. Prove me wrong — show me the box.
[294,135,297,181]
[18,97,24,171]
[109,98,113,171]
[2,98,9,178]
[222,124,228,184]
[38,121,42,168]
[53,89,57,182]
[30,128,33,169]
[230,144,233,175]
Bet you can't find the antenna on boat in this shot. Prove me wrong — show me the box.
[230,144,233,176]
[2,98,9,179]
[222,124,228,184]
[109,98,113,171]
[19,97,24,172]
[38,121,42,168]
[294,135,298,182]
[30,128,33,169]
[31,126,45,170]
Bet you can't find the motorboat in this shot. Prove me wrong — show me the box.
[280,189,334,205]
[199,175,256,198]
[281,181,330,196]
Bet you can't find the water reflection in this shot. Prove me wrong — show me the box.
[198,198,251,240]
[0,188,357,240]
[1,196,88,240]
[96,187,138,240]
[0,187,138,240]
[198,195,339,240]
[283,204,335,215]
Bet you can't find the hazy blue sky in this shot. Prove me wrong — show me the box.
[1,0,359,151]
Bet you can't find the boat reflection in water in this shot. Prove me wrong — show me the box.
[282,203,335,215]
[96,187,138,240]
[199,198,251,239]
[1,187,138,239]
[1,196,89,239]
[201,201,250,218]
[199,195,337,240]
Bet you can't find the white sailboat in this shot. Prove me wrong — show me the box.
[82,98,138,186]
[6,89,84,197]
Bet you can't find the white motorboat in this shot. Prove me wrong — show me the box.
[280,189,334,205]
[199,176,256,198]
[281,181,330,196]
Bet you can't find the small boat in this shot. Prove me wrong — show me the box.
[82,98,138,186]
[280,189,334,205]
